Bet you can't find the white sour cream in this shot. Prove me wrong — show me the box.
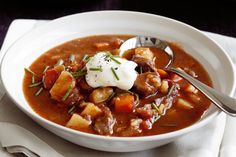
[85,52,138,90]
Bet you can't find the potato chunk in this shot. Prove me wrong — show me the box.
[176,98,193,109]
[66,114,91,130]
[81,102,102,118]
[135,47,154,60]
[50,71,75,101]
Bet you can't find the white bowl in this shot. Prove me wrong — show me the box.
[1,11,235,152]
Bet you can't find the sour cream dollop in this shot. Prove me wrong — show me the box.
[85,52,138,90]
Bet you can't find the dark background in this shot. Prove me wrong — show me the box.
[0,0,236,48]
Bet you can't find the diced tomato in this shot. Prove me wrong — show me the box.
[43,69,59,89]
[157,69,168,78]
[140,119,153,130]
[169,73,183,82]
[114,94,135,113]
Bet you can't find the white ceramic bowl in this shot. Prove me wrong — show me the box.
[1,11,235,152]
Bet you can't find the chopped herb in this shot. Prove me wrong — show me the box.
[24,68,36,76]
[43,66,50,74]
[107,92,116,101]
[167,84,176,97]
[71,70,87,78]
[35,87,43,96]
[82,54,92,62]
[106,52,121,64]
[68,105,76,114]
[62,84,73,101]
[160,124,177,127]
[69,54,75,63]
[111,67,119,80]
[140,67,143,74]
[55,59,64,66]
[29,81,42,88]
[110,56,121,64]
[89,67,103,72]
[151,102,159,111]
[153,115,161,122]
[31,75,35,84]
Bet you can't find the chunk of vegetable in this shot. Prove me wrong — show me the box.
[94,42,110,50]
[114,94,135,113]
[43,69,60,89]
[50,71,75,102]
[159,80,169,94]
[176,98,194,109]
[90,87,113,104]
[188,94,201,102]
[157,69,168,78]
[185,84,198,94]
[54,65,65,73]
[135,47,154,60]
[66,113,91,130]
[81,102,102,118]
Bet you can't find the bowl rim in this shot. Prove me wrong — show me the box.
[1,10,235,141]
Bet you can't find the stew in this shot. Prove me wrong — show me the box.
[23,35,212,137]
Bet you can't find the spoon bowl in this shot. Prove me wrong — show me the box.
[120,36,236,116]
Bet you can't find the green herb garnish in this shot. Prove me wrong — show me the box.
[89,67,103,72]
[82,54,92,62]
[110,56,121,64]
[151,102,159,111]
[24,68,36,76]
[55,59,64,66]
[71,70,87,78]
[69,54,75,63]
[43,66,50,74]
[62,84,73,101]
[111,67,119,80]
[29,81,42,88]
[68,105,76,114]
[140,67,143,74]
[167,84,176,97]
[31,75,35,84]
[35,87,43,96]
[106,52,121,64]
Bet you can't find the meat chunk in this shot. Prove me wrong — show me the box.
[77,77,93,93]
[134,72,161,97]
[94,107,116,135]
[134,47,154,60]
[63,88,83,105]
[132,55,156,72]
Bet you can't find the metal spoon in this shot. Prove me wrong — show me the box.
[120,36,236,117]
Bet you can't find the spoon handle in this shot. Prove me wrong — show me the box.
[166,68,236,116]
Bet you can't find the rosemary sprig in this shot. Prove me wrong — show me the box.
[111,67,119,80]
[62,84,73,101]
[35,87,43,96]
